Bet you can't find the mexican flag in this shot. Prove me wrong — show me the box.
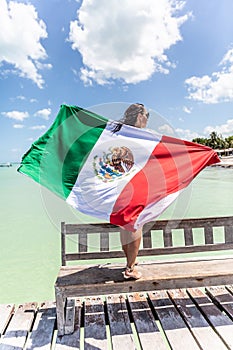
[18,104,220,231]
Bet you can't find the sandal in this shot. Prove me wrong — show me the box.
[123,266,142,280]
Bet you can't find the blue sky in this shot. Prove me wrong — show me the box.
[1,0,233,162]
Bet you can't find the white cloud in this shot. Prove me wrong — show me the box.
[158,124,175,136]
[185,48,233,104]
[175,128,199,141]
[69,0,190,85]
[0,0,50,88]
[2,110,29,121]
[9,95,26,102]
[30,125,46,130]
[204,119,233,137]
[13,124,24,128]
[182,106,192,114]
[16,95,26,101]
[34,108,51,120]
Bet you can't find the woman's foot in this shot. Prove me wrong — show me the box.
[123,266,142,280]
[125,261,139,268]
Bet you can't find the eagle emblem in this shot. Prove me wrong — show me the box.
[93,146,135,182]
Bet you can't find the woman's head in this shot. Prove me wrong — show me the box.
[112,103,149,133]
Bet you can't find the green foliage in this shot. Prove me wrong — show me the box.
[192,132,233,150]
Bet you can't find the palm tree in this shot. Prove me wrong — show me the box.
[207,131,224,149]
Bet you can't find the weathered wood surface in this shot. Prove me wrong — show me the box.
[168,289,228,350]
[188,288,233,349]
[55,256,233,298]
[206,285,233,320]
[0,302,37,349]
[106,294,135,349]
[56,213,233,337]
[55,298,82,350]
[84,296,108,350]
[25,301,56,350]
[0,304,14,336]
[2,287,233,349]
[149,290,200,350]
[128,292,167,350]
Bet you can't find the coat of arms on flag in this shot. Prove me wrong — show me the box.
[93,146,135,182]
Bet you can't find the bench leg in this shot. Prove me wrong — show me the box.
[55,287,66,336]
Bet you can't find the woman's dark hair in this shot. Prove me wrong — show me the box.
[112,103,145,133]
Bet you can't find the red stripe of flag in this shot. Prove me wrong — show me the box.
[110,136,220,231]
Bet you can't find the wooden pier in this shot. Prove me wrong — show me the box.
[1,285,233,349]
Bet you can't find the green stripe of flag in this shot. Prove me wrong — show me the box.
[18,105,108,199]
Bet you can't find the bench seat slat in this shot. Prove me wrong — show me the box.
[55,257,233,296]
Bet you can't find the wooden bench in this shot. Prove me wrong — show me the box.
[55,216,233,335]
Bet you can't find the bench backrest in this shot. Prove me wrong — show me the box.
[61,216,233,266]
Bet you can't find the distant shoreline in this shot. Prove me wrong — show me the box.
[212,156,233,168]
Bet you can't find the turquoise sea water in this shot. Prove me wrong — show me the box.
[0,165,233,304]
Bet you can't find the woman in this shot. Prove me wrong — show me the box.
[112,103,149,279]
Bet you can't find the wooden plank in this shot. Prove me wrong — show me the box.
[204,226,214,244]
[55,298,82,350]
[56,300,81,349]
[206,286,233,319]
[25,301,56,350]
[65,242,233,262]
[100,232,109,252]
[0,302,37,350]
[79,233,87,253]
[55,286,66,336]
[55,258,233,298]
[188,288,233,349]
[226,285,233,300]
[225,226,233,243]
[64,223,119,234]
[128,292,167,350]
[163,227,173,247]
[106,294,135,349]
[63,216,233,233]
[142,230,152,249]
[0,304,15,336]
[64,298,75,335]
[184,227,194,246]
[148,290,199,350]
[84,296,108,350]
[61,222,66,266]
[168,289,227,350]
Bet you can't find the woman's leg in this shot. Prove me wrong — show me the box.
[120,228,142,279]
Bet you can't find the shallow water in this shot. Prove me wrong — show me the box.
[0,165,232,304]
